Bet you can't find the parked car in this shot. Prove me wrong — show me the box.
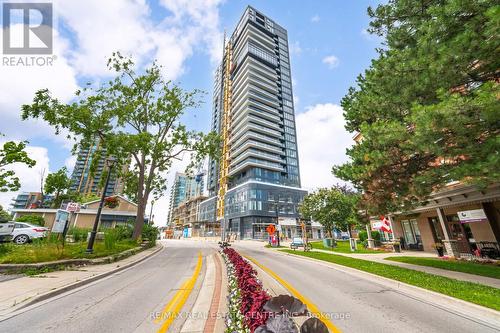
[0,221,15,242]
[11,222,49,244]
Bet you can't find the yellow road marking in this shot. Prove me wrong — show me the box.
[153,279,190,324]
[244,255,342,333]
[156,252,203,333]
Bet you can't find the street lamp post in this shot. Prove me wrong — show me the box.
[275,203,280,247]
[86,157,116,254]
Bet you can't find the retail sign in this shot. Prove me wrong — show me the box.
[457,209,488,223]
[66,202,80,213]
[278,217,296,226]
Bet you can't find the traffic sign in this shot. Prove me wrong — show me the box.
[266,224,276,235]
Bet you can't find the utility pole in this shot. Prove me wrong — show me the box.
[86,157,116,254]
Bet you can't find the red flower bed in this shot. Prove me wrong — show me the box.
[224,247,271,332]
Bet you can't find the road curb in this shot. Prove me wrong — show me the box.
[13,244,163,311]
[274,250,500,328]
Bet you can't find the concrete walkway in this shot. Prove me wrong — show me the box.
[241,239,500,289]
[0,244,162,317]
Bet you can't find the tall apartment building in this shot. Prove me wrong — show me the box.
[200,6,307,239]
[167,172,205,226]
[69,140,124,197]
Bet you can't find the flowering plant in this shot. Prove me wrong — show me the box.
[223,247,270,332]
[104,196,119,208]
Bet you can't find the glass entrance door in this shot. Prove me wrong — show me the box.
[401,219,423,250]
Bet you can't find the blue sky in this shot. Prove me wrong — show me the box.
[0,0,382,222]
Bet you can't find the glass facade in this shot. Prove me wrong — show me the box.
[201,6,307,238]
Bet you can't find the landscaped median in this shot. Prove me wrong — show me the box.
[0,225,160,274]
[280,250,500,311]
[384,256,500,279]
[222,247,330,333]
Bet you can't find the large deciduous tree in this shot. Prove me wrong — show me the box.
[334,0,500,214]
[0,137,36,192]
[44,167,71,207]
[22,53,220,239]
[299,185,361,238]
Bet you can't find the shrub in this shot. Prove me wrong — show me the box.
[16,215,45,226]
[67,227,91,242]
[104,229,117,250]
[359,230,381,242]
[141,224,158,245]
[114,225,133,241]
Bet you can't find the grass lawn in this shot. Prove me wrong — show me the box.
[310,240,384,254]
[385,256,500,279]
[280,250,500,311]
[0,240,138,264]
[265,244,286,248]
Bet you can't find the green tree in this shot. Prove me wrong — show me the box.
[0,205,12,222]
[334,0,500,214]
[299,185,361,238]
[15,215,45,226]
[44,167,71,207]
[22,53,220,240]
[0,136,36,192]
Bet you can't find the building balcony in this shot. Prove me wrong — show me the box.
[231,139,284,157]
[228,157,285,177]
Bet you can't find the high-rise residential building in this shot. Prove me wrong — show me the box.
[200,6,307,239]
[69,140,124,197]
[167,172,205,227]
[11,192,53,209]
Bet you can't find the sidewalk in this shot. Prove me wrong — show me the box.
[0,244,162,318]
[307,247,500,289]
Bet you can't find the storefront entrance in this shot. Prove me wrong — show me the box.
[400,219,423,250]
[447,214,474,253]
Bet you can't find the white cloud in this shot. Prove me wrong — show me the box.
[54,0,224,79]
[296,103,353,191]
[0,27,79,146]
[0,143,50,212]
[289,41,302,55]
[64,155,77,171]
[311,15,320,23]
[322,55,339,69]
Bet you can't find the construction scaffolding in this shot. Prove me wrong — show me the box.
[216,38,232,221]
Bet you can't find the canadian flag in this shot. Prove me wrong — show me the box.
[380,216,392,233]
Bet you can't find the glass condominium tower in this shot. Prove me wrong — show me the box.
[200,6,307,239]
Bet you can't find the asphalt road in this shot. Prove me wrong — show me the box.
[0,240,215,333]
[234,241,500,333]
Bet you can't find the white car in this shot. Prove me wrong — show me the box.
[11,222,49,244]
[0,222,15,242]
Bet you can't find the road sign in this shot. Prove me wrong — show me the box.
[266,224,276,235]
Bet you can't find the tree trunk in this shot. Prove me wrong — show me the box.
[132,169,146,240]
[132,199,146,240]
